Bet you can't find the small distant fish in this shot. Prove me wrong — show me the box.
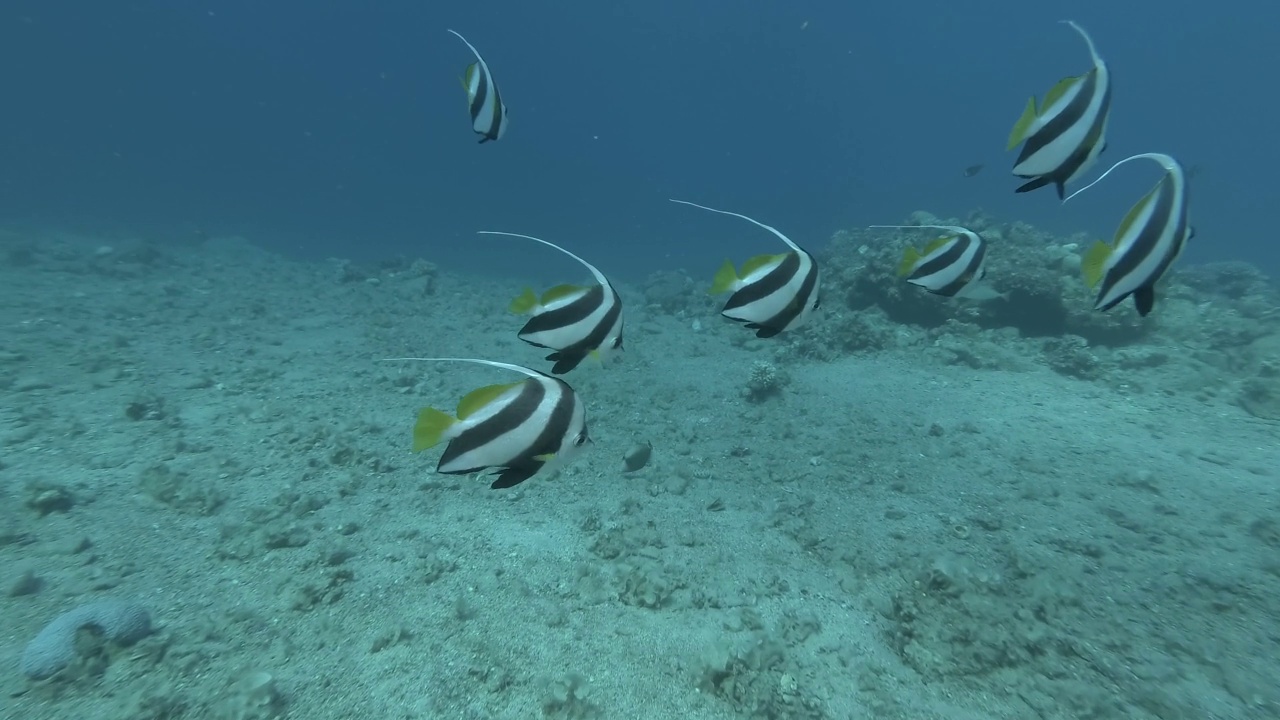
[1007,20,1111,199]
[963,163,985,178]
[670,199,821,338]
[870,224,1005,301]
[481,231,624,374]
[1065,153,1193,316]
[622,441,653,473]
[391,357,590,489]
[447,29,508,143]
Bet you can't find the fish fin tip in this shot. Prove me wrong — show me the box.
[896,247,921,277]
[1134,286,1156,316]
[1007,96,1038,150]
[1080,241,1111,288]
[709,259,739,295]
[457,382,520,420]
[509,287,538,314]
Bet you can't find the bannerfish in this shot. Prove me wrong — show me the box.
[1007,20,1111,199]
[480,231,624,375]
[1065,153,1193,316]
[390,357,590,489]
[670,199,820,338]
[447,29,508,143]
[870,224,1005,301]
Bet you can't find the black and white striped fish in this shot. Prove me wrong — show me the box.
[670,199,820,338]
[394,357,589,489]
[481,231,624,375]
[871,224,1004,300]
[1066,153,1193,316]
[1007,20,1111,200]
[448,29,508,143]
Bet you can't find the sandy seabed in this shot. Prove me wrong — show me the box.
[2,234,1277,720]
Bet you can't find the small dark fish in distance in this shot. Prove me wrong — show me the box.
[963,163,984,177]
[622,441,652,473]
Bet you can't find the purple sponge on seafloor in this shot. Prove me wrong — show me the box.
[20,600,152,680]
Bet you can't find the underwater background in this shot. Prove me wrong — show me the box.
[2,0,1280,276]
[2,1,1279,719]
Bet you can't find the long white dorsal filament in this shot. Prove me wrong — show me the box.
[869,224,970,235]
[669,198,801,253]
[1063,153,1169,203]
[476,231,608,286]
[380,357,539,379]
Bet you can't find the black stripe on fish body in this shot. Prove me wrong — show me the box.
[722,250,803,314]
[1014,175,1059,197]
[1133,286,1156,316]
[489,461,542,489]
[1117,209,1191,317]
[481,86,507,143]
[469,66,491,124]
[908,235,969,283]
[520,284,607,343]
[1017,93,1112,198]
[489,382,580,488]
[922,239,987,297]
[468,66,504,142]
[1014,75,1112,197]
[744,258,819,338]
[544,298,623,374]
[1015,71,1099,168]
[437,379,547,472]
[934,258,986,297]
[1015,110,1108,199]
[1095,175,1179,313]
[518,285,622,372]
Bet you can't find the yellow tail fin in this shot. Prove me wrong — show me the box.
[413,407,457,452]
[509,287,538,314]
[709,259,739,295]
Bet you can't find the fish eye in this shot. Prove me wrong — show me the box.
[573,432,589,447]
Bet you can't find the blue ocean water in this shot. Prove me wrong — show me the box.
[1,0,1277,278]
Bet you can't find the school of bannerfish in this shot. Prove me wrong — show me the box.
[389,22,1194,489]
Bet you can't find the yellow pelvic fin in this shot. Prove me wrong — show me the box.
[413,407,457,452]
[457,381,522,420]
[922,236,954,255]
[541,284,586,305]
[1007,95,1039,150]
[1080,241,1113,289]
[509,287,538,314]
[532,452,556,463]
[1042,74,1082,110]
[709,259,739,295]
[897,246,922,277]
